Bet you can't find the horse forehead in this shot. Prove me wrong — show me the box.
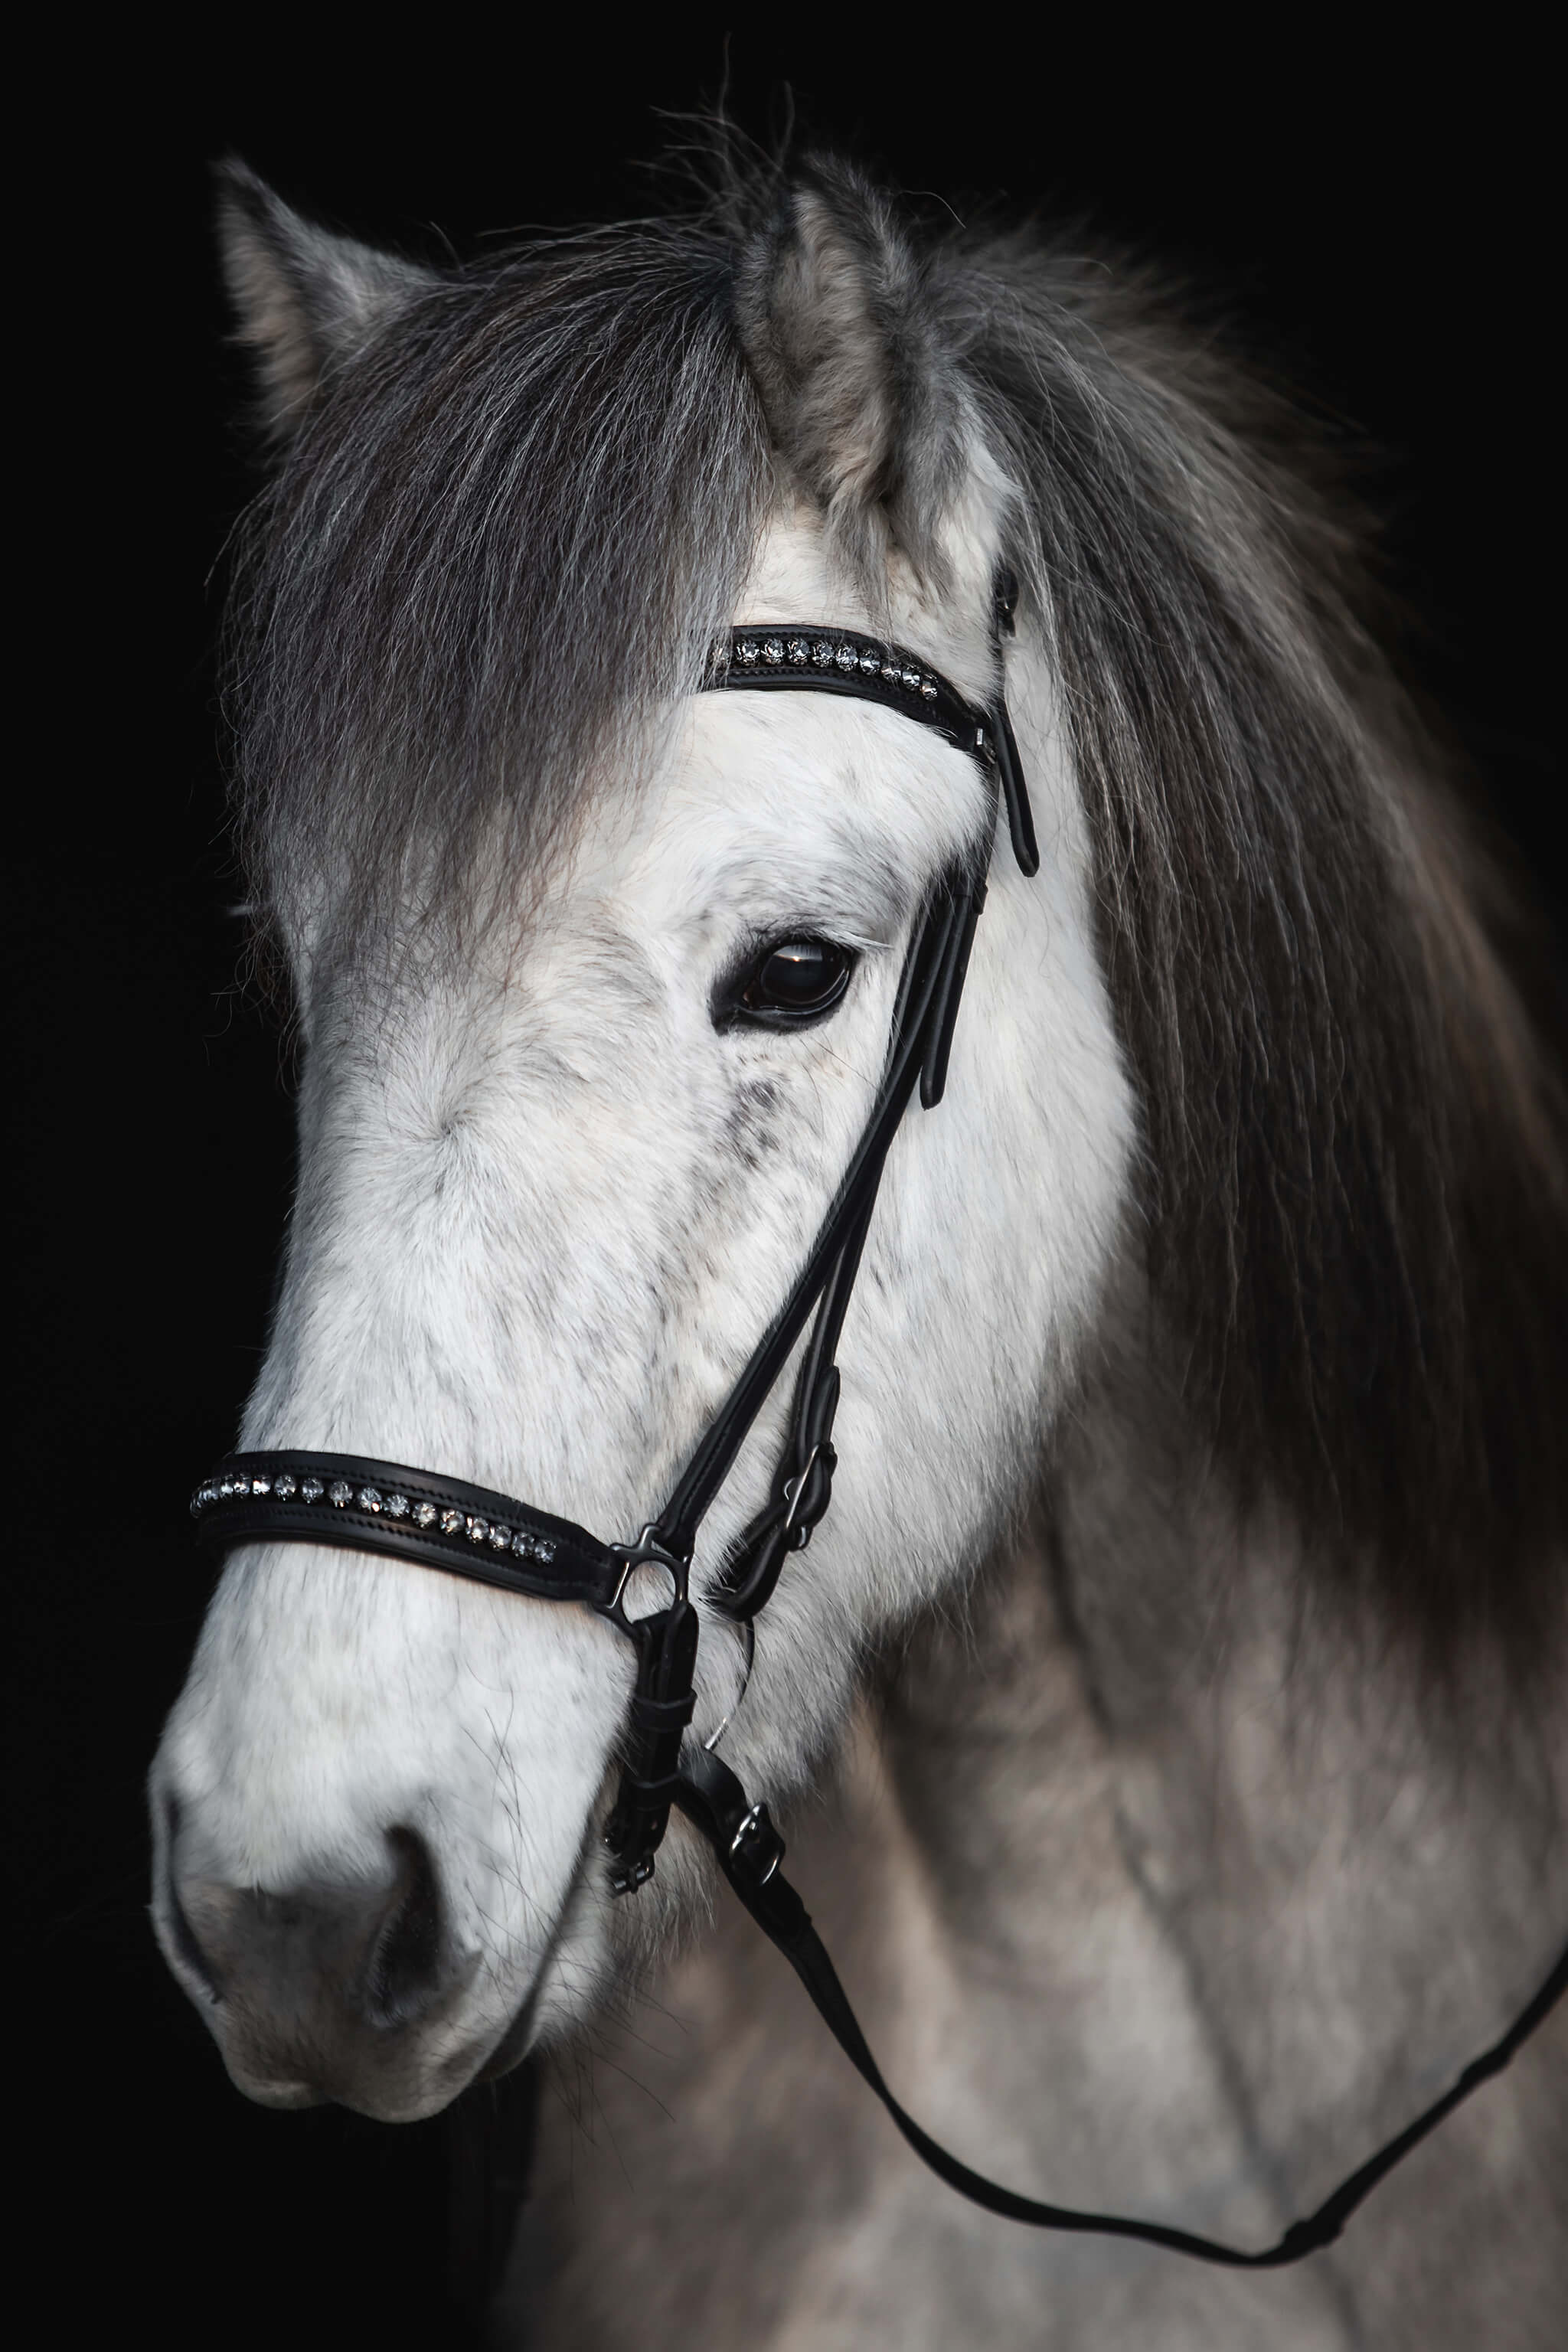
[642,696,991,889]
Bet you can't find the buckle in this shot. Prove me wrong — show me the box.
[780,1441,836,1550]
[728,1801,783,1886]
[606,1852,655,1897]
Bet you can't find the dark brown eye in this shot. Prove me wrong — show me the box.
[737,939,854,1024]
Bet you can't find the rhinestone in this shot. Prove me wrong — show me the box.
[786,636,810,666]
[300,1477,325,1503]
[510,1530,533,1558]
[761,636,785,666]
[834,642,857,672]
[920,681,938,700]
[467,1516,488,1544]
[198,1485,217,1508]
[440,1508,464,1534]
[881,661,900,682]
[535,1539,556,1564]
[274,1472,297,1500]
[735,637,760,665]
[488,1523,511,1550]
[328,1481,352,1507]
[358,1487,383,1513]
[900,667,920,691]
[250,1477,272,1496]
[413,1501,437,1527]
[858,650,879,674]
[385,1493,409,1519]
[812,639,834,668]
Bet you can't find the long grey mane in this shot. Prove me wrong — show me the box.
[224,150,1567,1683]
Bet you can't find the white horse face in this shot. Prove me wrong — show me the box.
[151,511,1132,2120]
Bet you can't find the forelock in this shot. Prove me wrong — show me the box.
[227,220,773,970]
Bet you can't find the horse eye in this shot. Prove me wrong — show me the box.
[735,939,854,1025]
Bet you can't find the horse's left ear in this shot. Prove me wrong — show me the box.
[735,161,985,594]
[216,158,440,443]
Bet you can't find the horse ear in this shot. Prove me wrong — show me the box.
[215,159,439,441]
[735,161,971,590]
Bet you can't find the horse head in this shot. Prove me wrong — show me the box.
[152,159,1134,2119]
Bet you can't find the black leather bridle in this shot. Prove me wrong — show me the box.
[189,590,1567,2269]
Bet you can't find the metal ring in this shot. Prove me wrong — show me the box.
[605,1525,690,1626]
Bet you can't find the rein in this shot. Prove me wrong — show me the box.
[188,593,1567,2268]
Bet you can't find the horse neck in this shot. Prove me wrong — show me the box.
[867,1262,1567,2197]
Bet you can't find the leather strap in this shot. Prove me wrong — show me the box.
[676,1745,1568,2268]
[652,869,969,1567]
[190,615,1010,1898]
[710,622,1039,880]
[192,1450,619,1606]
[182,587,1568,2265]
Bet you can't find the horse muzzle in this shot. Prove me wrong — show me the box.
[154,1805,500,2121]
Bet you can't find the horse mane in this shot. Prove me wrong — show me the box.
[224,151,1567,1679]
[927,230,1567,1678]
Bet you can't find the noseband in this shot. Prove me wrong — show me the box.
[188,585,1566,2269]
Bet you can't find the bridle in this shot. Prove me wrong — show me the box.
[188,585,1567,2269]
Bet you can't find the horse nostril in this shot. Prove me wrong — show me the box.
[165,1821,454,2063]
[361,1825,446,2027]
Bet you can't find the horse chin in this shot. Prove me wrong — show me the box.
[470,1995,543,2087]
[205,1988,531,2126]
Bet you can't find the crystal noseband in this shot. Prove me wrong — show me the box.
[191,1455,610,1605]
[187,589,1567,2269]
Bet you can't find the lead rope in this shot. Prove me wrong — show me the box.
[672,1745,1568,2266]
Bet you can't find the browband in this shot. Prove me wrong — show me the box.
[185,594,1567,2272]
[711,620,1040,880]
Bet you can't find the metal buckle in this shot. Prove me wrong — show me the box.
[780,1445,827,1548]
[728,1801,782,1886]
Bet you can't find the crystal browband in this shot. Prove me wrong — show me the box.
[708,622,1039,880]
[723,628,942,698]
[710,625,994,760]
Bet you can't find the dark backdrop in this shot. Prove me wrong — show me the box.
[15,28,1560,2346]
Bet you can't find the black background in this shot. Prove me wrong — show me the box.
[14,26,1560,2347]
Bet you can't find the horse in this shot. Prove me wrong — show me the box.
[152,149,1568,2347]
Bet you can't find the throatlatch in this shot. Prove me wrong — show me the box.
[189,586,1567,2267]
